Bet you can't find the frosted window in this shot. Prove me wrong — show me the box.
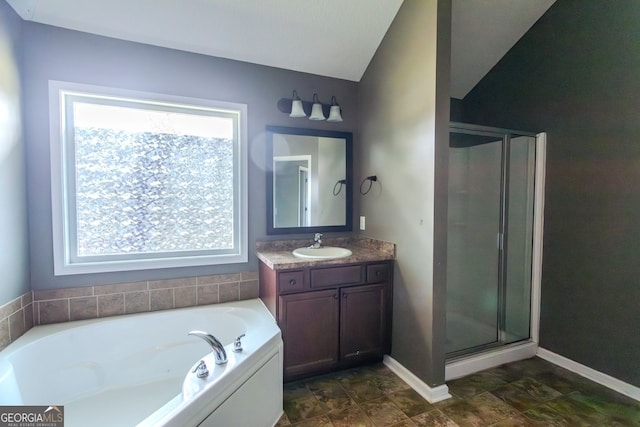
[49,82,247,274]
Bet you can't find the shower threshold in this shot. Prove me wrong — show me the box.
[445,340,538,381]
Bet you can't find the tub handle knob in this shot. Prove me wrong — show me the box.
[233,334,246,353]
[192,360,209,378]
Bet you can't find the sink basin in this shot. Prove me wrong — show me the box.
[292,246,353,260]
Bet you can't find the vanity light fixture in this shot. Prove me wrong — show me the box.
[289,90,307,118]
[308,93,326,120]
[277,91,344,122]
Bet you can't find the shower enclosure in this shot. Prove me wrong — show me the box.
[446,122,539,359]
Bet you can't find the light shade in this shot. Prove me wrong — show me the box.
[290,100,306,117]
[327,96,343,122]
[289,90,307,117]
[308,93,326,120]
[327,106,343,122]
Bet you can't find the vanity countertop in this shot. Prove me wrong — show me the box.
[256,237,395,270]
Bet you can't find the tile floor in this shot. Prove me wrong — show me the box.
[277,357,640,426]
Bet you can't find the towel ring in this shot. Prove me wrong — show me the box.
[333,179,347,196]
[359,175,377,195]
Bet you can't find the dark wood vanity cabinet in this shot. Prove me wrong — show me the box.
[340,283,387,362]
[279,289,340,378]
[259,260,393,381]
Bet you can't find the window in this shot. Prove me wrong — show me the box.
[49,81,247,275]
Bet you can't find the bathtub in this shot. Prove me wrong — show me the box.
[0,299,283,427]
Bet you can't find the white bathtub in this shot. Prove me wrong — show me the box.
[0,299,283,427]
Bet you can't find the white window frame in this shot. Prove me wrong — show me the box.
[49,80,248,275]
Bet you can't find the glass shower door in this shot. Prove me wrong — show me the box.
[446,126,537,358]
[504,136,536,344]
[446,132,503,355]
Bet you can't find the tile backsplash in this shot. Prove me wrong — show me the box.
[0,271,258,352]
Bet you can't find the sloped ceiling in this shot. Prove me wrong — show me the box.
[6,0,404,82]
[451,0,556,99]
[7,0,555,98]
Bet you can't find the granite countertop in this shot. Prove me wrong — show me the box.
[256,237,395,270]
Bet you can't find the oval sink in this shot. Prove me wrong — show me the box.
[292,246,353,260]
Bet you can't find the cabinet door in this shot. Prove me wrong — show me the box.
[340,283,387,361]
[279,289,339,379]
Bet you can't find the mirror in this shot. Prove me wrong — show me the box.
[266,126,353,235]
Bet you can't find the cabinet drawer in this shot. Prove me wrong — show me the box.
[367,263,390,283]
[310,265,364,289]
[278,271,305,293]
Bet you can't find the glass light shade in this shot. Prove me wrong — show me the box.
[289,99,306,118]
[309,102,326,120]
[327,105,343,122]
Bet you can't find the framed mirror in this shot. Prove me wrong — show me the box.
[266,126,353,235]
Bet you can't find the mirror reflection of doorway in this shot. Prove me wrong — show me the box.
[273,156,311,228]
[297,166,309,226]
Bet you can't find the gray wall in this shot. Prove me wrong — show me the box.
[273,134,319,228]
[458,0,640,387]
[317,137,346,226]
[20,21,358,290]
[0,1,29,304]
[357,0,451,387]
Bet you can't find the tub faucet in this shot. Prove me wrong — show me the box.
[309,233,323,249]
[188,331,228,365]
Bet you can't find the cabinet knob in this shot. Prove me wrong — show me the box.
[334,294,338,300]
[343,293,347,298]
[376,271,381,276]
[289,279,296,286]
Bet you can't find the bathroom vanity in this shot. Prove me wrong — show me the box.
[256,238,394,381]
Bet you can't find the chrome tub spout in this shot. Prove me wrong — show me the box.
[188,331,228,365]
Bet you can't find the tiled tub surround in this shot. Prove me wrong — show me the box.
[0,271,258,351]
[0,292,33,352]
[256,236,395,269]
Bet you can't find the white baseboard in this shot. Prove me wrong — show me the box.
[445,341,538,381]
[385,346,639,404]
[537,348,640,402]
[383,355,452,403]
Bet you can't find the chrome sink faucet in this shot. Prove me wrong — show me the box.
[189,331,228,365]
[309,233,323,249]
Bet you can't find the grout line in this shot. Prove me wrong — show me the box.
[7,311,12,343]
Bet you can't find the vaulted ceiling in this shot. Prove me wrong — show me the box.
[7,0,555,99]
